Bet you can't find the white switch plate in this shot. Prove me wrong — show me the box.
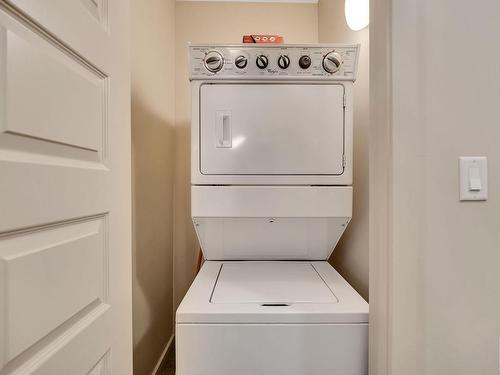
[459,157,488,201]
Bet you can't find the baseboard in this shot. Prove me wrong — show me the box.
[152,334,174,375]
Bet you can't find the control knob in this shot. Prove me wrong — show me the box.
[204,51,224,73]
[298,55,312,69]
[323,51,342,74]
[277,55,290,69]
[256,55,269,69]
[235,55,248,69]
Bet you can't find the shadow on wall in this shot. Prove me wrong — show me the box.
[132,94,175,375]
[173,122,200,311]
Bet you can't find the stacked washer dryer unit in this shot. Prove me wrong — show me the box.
[176,44,368,375]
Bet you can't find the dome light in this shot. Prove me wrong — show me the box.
[345,0,369,31]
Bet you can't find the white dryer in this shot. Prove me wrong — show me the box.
[176,44,368,375]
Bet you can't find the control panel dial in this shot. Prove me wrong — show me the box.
[204,51,224,73]
[277,55,290,69]
[322,51,342,74]
[299,55,312,69]
[235,55,248,69]
[256,55,269,69]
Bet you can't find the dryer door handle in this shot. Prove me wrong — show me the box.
[216,111,232,148]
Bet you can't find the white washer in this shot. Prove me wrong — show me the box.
[177,44,368,375]
[177,262,367,375]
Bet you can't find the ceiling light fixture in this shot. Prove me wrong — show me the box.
[345,0,369,31]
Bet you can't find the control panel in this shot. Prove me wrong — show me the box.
[189,44,359,81]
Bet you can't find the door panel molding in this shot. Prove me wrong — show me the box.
[78,0,109,30]
[0,6,109,162]
[3,30,108,156]
[0,215,109,363]
[0,2,107,77]
[1,303,111,375]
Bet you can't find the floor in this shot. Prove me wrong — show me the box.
[158,344,175,375]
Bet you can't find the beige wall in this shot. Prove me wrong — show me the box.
[372,0,500,373]
[131,0,176,374]
[319,0,369,300]
[173,1,319,311]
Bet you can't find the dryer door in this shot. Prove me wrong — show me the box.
[200,83,345,175]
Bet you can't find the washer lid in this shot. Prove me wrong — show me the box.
[176,261,369,324]
[211,262,338,304]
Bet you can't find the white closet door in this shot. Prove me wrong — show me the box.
[0,0,131,374]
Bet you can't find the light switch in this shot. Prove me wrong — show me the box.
[459,157,488,201]
[468,166,482,191]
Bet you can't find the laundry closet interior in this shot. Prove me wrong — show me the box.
[1,0,498,374]
[131,1,369,374]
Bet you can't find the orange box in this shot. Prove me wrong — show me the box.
[243,35,284,44]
